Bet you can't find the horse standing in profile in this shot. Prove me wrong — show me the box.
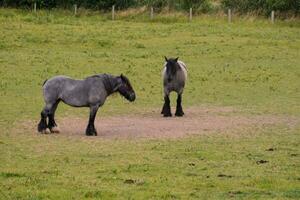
[38,73,135,136]
[161,57,187,117]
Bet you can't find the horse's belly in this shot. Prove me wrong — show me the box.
[60,84,89,107]
[165,82,185,93]
[61,93,89,107]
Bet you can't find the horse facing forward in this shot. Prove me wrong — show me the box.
[38,73,135,136]
[161,57,187,117]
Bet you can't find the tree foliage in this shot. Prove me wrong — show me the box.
[0,0,298,15]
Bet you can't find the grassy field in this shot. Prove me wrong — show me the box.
[0,9,299,199]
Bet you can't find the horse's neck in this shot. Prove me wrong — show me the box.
[103,74,118,95]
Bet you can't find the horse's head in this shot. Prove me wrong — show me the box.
[116,74,136,102]
[165,56,180,82]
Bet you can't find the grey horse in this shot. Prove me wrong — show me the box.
[161,57,187,117]
[38,73,135,136]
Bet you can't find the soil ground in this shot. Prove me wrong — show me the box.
[23,107,299,139]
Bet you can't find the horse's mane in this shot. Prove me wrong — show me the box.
[102,74,114,94]
[88,74,115,95]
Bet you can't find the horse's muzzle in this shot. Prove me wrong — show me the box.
[129,93,136,102]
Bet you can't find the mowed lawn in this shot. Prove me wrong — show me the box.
[0,9,300,199]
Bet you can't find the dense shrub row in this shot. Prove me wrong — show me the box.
[0,0,137,9]
[0,0,299,15]
[221,0,299,15]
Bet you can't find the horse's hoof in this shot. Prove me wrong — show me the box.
[86,131,97,136]
[86,133,96,136]
[163,113,172,117]
[42,128,51,134]
[50,126,60,133]
[175,111,184,117]
[86,125,97,136]
[38,122,47,133]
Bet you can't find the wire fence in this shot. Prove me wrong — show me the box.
[28,3,279,24]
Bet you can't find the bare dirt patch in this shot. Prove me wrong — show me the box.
[22,106,299,139]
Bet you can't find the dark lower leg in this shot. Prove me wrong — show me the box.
[86,106,99,136]
[38,110,48,132]
[175,94,184,116]
[162,95,172,117]
[48,101,59,131]
[48,114,57,129]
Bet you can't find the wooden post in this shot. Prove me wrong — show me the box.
[33,2,37,13]
[271,11,275,24]
[112,5,115,20]
[228,9,231,23]
[74,4,77,16]
[150,7,153,20]
[189,8,192,22]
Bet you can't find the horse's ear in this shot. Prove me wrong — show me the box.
[120,74,125,81]
[164,56,168,62]
[175,57,179,62]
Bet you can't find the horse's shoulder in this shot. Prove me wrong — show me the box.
[178,61,187,70]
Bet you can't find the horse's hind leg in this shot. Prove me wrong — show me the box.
[38,106,51,134]
[161,95,172,117]
[175,94,184,117]
[86,105,99,136]
[48,100,60,133]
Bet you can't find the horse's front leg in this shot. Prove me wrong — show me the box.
[161,94,172,117]
[86,105,99,136]
[175,94,184,117]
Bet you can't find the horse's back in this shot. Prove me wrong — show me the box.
[43,75,81,102]
[43,75,72,87]
[43,74,109,107]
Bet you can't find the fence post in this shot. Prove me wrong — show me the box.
[228,9,231,23]
[112,5,115,20]
[271,11,275,24]
[189,8,192,22]
[150,7,153,20]
[33,2,37,13]
[74,4,77,16]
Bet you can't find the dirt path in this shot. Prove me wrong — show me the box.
[33,106,299,139]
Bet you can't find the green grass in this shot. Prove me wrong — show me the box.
[0,9,299,199]
[1,127,299,199]
[0,8,299,124]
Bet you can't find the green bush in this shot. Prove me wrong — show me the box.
[0,0,211,11]
[221,0,299,15]
[135,0,212,13]
[0,0,56,8]
[0,0,298,14]
[177,0,212,13]
[0,0,138,9]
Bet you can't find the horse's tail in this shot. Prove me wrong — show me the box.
[42,79,48,86]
